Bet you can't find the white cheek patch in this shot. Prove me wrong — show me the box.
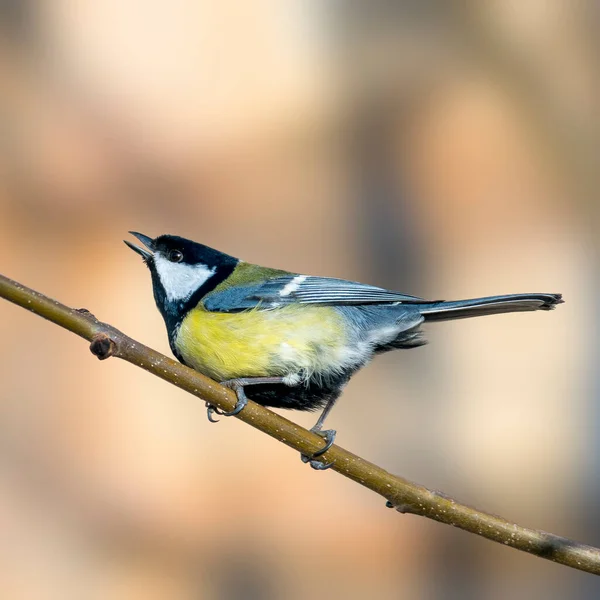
[280,275,307,297]
[154,255,216,302]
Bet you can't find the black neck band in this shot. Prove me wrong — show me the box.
[151,258,239,347]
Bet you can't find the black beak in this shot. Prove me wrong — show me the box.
[124,232,154,260]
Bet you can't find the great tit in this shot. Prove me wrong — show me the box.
[125,232,563,469]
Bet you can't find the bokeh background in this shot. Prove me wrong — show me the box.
[1,2,598,598]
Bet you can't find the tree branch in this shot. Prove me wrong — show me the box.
[1,271,598,575]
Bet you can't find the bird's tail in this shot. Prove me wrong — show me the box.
[418,293,563,322]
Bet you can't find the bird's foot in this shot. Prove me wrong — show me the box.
[301,428,336,470]
[218,379,249,416]
[204,380,248,422]
[205,377,285,423]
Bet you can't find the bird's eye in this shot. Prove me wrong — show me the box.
[168,250,183,263]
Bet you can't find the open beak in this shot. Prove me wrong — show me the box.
[124,231,154,260]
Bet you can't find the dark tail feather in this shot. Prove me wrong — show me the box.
[419,293,563,322]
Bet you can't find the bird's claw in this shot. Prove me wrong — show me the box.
[219,379,249,416]
[311,429,336,457]
[301,429,336,470]
[205,380,249,422]
[206,402,222,423]
[301,456,335,470]
[219,394,248,416]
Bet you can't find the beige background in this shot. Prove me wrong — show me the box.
[0,2,598,598]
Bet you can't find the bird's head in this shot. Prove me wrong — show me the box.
[125,232,238,328]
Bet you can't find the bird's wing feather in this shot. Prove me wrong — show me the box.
[204,275,429,313]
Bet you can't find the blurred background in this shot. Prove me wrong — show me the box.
[0,1,598,598]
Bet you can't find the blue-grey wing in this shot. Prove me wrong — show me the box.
[204,275,430,313]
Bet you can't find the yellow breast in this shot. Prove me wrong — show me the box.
[175,304,348,382]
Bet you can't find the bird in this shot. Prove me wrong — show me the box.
[125,232,563,469]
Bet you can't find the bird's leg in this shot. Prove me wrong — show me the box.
[207,376,338,472]
[205,377,286,421]
[301,395,338,471]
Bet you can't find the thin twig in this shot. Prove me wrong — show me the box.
[1,271,598,575]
